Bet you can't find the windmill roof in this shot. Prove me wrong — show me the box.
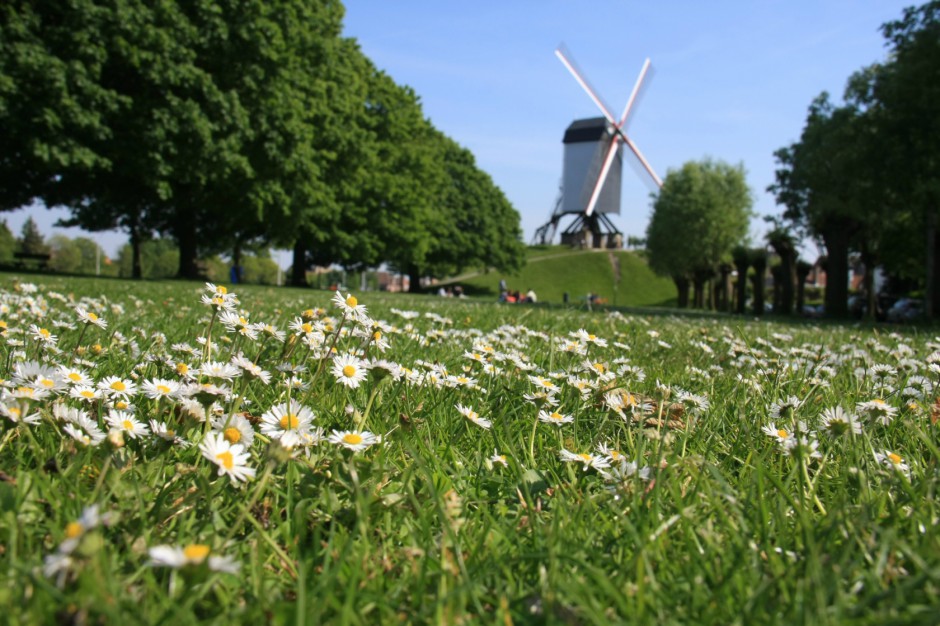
[563,117,610,143]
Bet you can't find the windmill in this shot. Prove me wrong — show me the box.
[533,46,662,248]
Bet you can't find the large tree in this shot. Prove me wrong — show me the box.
[645,159,753,308]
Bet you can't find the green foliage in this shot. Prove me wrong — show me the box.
[646,159,753,280]
[117,239,178,279]
[17,216,48,255]
[0,221,16,262]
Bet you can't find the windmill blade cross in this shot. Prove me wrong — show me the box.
[557,45,662,200]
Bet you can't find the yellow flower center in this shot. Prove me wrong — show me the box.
[87,312,98,321]
[593,363,605,373]
[80,390,95,398]
[342,365,357,378]
[183,544,211,562]
[8,407,20,417]
[65,522,84,539]
[115,401,128,410]
[68,372,81,382]
[579,454,592,462]
[17,387,33,397]
[301,323,313,334]
[40,378,54,388]
[622,393,637,406]
[157,385,171,394]
[279,414,299,430]
[223,427,241,443]
[39,328,50,338]
[212,296,225,306]
[238,317,248,325]
[110,381,126,392]
[217,286,228,295]
[92,344,102,354]
[345,296,358,308]
[215,451,235,470]
[873,398,885,405]
[550,412,564,421]
[610,450,622,459]
[343,433,364,445]
[777,429,789,439]
[888,453,902,465]
[176,363,189,375]
[588,334,596,341]
[0,321,6,328]
[373,331,382,341]
[122,420,134,430]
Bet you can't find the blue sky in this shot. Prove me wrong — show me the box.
[6,0,913,264]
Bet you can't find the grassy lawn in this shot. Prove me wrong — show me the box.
[0,272,937,624]
[443,247,677,307]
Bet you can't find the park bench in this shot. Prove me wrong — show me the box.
[13,251,51,270]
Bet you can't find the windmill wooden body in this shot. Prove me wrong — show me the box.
[533,47,662,248]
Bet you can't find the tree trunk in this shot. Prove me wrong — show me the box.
[735,262,748,315]
[718,264,732,312]
[130,228,143,280]
[692,277,705,309]
[771,264,783,314]
[291,239,308,287]
[750,270,765,316]
[822,227,850,319]
[408,266,422,294]
[928,211,940,319]
[175,207,199,280]
[673,275,689,308]
[796,263,812,315]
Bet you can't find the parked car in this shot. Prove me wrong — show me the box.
[886,297,923,323]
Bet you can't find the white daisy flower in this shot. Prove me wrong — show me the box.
[538,409,574,426]
[559,449,611,473]
[75,307,107,329]
[874,450,911,477]
[141,378,180,400]
[148,544,240,573]
[97,376,137,399]
[332,291,369,321]
[331,354,369,389]
[199,432,256,484]
[456,403,491,429]
[211,413,256,448]
[105,410,150,439]
[328,429,379,452]
[259,400,315,442]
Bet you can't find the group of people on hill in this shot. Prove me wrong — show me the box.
[498,278,536,304]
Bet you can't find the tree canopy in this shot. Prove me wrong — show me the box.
[0,0,525,285]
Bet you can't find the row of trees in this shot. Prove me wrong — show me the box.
[0,1,525,288]
[769,1,940,318]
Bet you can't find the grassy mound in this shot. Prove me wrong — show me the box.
[442,246,677,307]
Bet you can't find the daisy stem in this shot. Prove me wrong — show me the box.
[222,460,275,545]
[362,377,391,425]
[90,454,113,503]
[203,310,218,363]
[0,428,17,456]
[310,313,347,387]
[528,418,538,467]
[72,323,89,357]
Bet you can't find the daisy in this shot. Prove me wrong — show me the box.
[199,432,256,484]
[97,376,138,399]
[141,378,180,400]
[75,307,107,329]
[820,406,862,436]
[328,429,379,452]
[874,450,911,477]
[782,436,822,460]
[559,449,611,473]
[58,505,111,555]
[331,354,369,389]
[456,403,492,429]
[487,450,509,469]
[857,399,898,426]
[105,410,150,439]
[211,413,256,448]
[149,420,190,447]
[769,396,803,420]
[200,283,238,311]
[259,400,315,444]
[58,365,93,386]
[528,375,559,393]
[196,361,241,381]
[572,329,608,347]
[597,442,628,464]
[231,354,272,384]
[0,400,40,425]
[28,324,57,344]
[63,417,106,447]
[761,422,794,445]
[69,385,101,403]
[332,291,369,321]
[148,544,240,574]
[538,409,574,426]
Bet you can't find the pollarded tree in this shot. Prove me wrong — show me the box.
[646,159,753,308]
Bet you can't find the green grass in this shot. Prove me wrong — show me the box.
[443,247,676,306]
[0,272,938,624]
